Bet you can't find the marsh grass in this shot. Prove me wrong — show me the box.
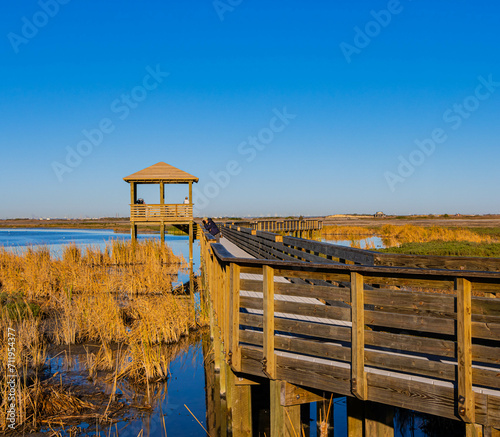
[379,224,498,247]
[0,239,207,432]
[380,241,500,257]
[0,239,185,299]
[322,224,500,250]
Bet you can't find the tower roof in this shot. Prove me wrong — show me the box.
[123,162,199,183]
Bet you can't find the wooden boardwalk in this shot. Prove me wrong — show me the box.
[227,219,323,234]
[202,226,500,437]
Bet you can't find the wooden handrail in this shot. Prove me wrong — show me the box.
[130,203,193,221]
[207,240,500,283]
[199,227,500,429]
[222,223,500,272]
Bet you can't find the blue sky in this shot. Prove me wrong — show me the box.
[1,0,499,218]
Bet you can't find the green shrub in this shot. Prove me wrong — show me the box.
[0,292,41,320]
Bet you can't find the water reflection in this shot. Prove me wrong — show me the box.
[320,236,385,250]
[42,334,208,436]
[0,228,200,285]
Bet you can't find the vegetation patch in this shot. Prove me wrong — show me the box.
[0,240,208,433]
[380,241,500,257]
[322,224,500,249]
[0,292,41,320]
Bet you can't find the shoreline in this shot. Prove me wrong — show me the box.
[0,218,175,234]
[2,215,500,229]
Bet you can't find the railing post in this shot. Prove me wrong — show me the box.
[224,263,230,361]
[230,263,242,372]
[270,380,300,437]
[351,272,367,400]
[457,277,475,423]
[263,265,276,379]
[130,182,136,205]
[217,261,227,395]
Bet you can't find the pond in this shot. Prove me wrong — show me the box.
[0,228,463,436]
[36,335,208,436]
[321,236,385,250]
[0,227,200,285]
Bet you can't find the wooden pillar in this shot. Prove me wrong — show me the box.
[457,277,474,422]
[270,380,301,437]
[189,221,194,263]
[230,263,242,372]
[218,263,227,396]
[160,182,164,204]
[160,222,165,242]
[223,264,230,362]
[226,367,252,436]
[189,181,193,205]
[347,397,364,437]
[466,424,483,437]
[351,272,367,400]
[130,181,137,204]
[213,258,222,373]
[365,401,394,437]
[130,182,137,243]
[263,265,276,379]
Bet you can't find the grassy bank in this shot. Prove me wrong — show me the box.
[0,218,188,235]
[379,241,500,257]
[0,240,207,432]
[322,224,500,253]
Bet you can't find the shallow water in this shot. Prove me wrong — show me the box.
[321,235,385,250]
[0,227,200,285]
[1,228,460,436]
[40,337,208,436]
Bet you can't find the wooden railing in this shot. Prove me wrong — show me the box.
[201,228,500,433]
[225,219,323,232]
[130,203,192,222]
[222,224,382,265]
[252,219,322,232]
[222,224,500,272]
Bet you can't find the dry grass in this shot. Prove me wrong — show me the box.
[0,239,185,300]
[322,224,499,248]
[322,225,375,238]
[379,224,497,246]
[0,239,207,432]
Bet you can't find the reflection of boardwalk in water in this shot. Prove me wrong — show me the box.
[201,224,500,436]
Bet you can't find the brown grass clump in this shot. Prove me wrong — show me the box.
[29,383,97,418]
[379,224,496,246]
[322,225,374,238]
[128,295,195,344]
[0,239,207,432]
[322,224,498,248]
[0,239,186,300]
[0,311,46,431]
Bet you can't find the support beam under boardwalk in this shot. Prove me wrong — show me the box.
[347,397,394,437]
[226,367,253,436]
[271,380,301,437]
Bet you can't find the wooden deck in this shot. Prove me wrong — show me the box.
[202,227,500,436]
[226,219,323,233]
[222,223,500,272]
[130,203,192,222]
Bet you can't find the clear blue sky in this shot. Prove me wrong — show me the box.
[1,0,499,218]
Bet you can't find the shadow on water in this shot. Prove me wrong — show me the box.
[0,229,467,436]
[202,339,463,437]
[31,332,209,437]
[30,332,464,437]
